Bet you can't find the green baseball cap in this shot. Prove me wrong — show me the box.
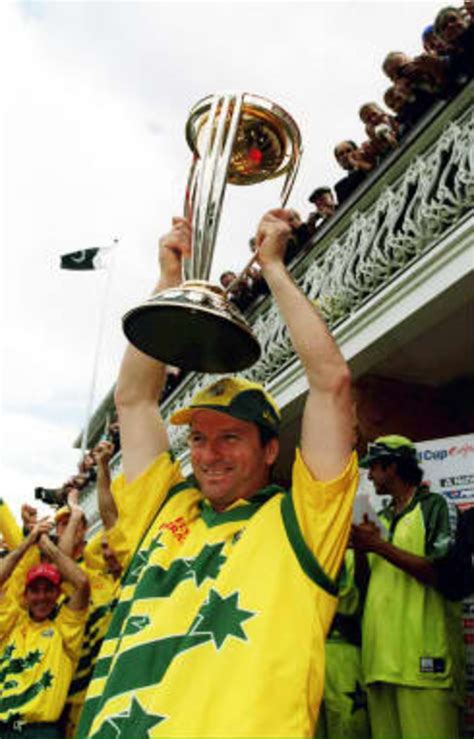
[360,435,417,468]
[170,377,281,435]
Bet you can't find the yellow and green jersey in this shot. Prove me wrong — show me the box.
[78,448,358,738]
[63,534,121,737]
[0,593,86,724]
[362,487,464,701]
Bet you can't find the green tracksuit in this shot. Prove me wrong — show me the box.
[362,488,464,739]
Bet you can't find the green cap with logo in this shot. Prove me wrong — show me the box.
[359,434,418,468]
[170,377,281,435]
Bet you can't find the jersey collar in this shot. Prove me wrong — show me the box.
[199,484,286,527]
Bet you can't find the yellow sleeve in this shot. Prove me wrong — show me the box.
[55,602,88,662]
[106,451,183,571]
[291,449,359,581]
[0,589,21,638]
[84,531,105,573]
[5,546,40,604]
[0,499,22,549]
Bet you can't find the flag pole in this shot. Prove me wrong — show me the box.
[80,239,118,459]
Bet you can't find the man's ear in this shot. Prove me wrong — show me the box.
[264,437,280,467]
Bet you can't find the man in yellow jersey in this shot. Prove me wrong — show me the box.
[57,459,122,737]
[0,521,89,739]
[78,209,358,739]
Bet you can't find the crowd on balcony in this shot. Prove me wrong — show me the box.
[218,1,474,317]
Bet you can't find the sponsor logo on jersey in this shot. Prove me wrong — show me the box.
[160,516,190,543]
[419,657,445,673]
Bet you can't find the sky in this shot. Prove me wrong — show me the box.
[1,0,444,518]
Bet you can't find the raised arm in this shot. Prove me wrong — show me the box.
[115,217,191,483]
[94,441,118,530]
[57,489,85,559]
[256,209,353,481]
[38,534,90,611]
[0,519,51,590]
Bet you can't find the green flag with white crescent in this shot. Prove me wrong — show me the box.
[60,246,113,271]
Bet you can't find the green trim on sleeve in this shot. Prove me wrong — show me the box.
[280,493,338,596]
[419,490,458,559]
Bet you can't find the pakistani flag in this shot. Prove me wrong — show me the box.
[60,246,114,271]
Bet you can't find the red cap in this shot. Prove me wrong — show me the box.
[25,563,61,588]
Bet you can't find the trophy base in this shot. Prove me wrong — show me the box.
[122,281,261,374]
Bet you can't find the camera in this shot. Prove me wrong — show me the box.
[34,486,67,506]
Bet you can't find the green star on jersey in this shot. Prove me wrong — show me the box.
[183,543,226,586]
[190,588,256,649]
[98,697,164,738]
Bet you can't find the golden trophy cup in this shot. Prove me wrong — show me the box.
[123,92,302,373]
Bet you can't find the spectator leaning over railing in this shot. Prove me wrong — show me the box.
[359,102,399,156]
[219,269,254,312]
[434,5,474,84]
[422,24,449,56]
[382,49,448,118]
[0,520,89,739]
[307,187,337,233]
[383,83,423,134]
[464,0,474,22]
[333,140,372,205]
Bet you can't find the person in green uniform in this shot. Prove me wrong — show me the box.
[351,435,464,739]
[315,549,370,739]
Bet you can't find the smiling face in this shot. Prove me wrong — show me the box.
[25,578,60,622]
[188,410,279,511]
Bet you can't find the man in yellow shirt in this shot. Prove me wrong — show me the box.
[58,451,123,737]
[0,520,89,738]
[79,209,357,738]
